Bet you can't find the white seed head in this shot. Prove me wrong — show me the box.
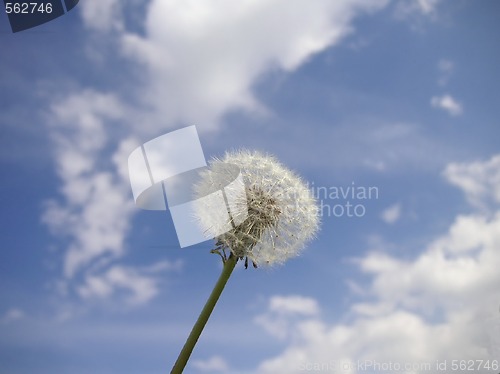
[194,150,320,266]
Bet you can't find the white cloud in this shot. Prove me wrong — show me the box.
[394,0,442,19]
[438,59,454,73]
[380,203,401,224]
[415,0,441,14]
[118,0,389,130]
[443,154,500,210]
[42,90,137,278]
[254,295,320,340]
[192,356,230,372]
[393,0,443,33]
[41,89,156,310]
[78,261,181,306]
[431,94,463,116]
[361,216,500,311]
[142,259,184,274]
[253,155,500,372]
[78,266,157,306]
[79,0,123,32]
[268,295,320,316]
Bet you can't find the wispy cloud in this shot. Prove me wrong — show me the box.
[393,0,443,33]
[42,90,135,278]
[39,90,183,309]
[380,203,401,224]
[443,154,500,210]
[254,295,320,340]
[267,295,320,316]
[394,0,442,18]
[78,261,182,306]
[80,0,123,32]
[192,356,230,373]
[437,58,454,86]
[0,308,25,324]
[281,120,456,173]
[431,94,463,116]
[415,0,441,14]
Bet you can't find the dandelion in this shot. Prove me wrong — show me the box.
[171,150,319,373]
[194,150,319,266]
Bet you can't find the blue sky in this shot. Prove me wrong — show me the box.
[1,1,500,373]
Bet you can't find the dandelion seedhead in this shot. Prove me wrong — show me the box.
[194,150,320,266]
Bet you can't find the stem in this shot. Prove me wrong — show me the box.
[171,253,238,374]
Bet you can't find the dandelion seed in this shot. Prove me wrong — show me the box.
[194,150,320,266]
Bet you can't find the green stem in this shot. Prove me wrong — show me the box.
[171,253,238,374]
